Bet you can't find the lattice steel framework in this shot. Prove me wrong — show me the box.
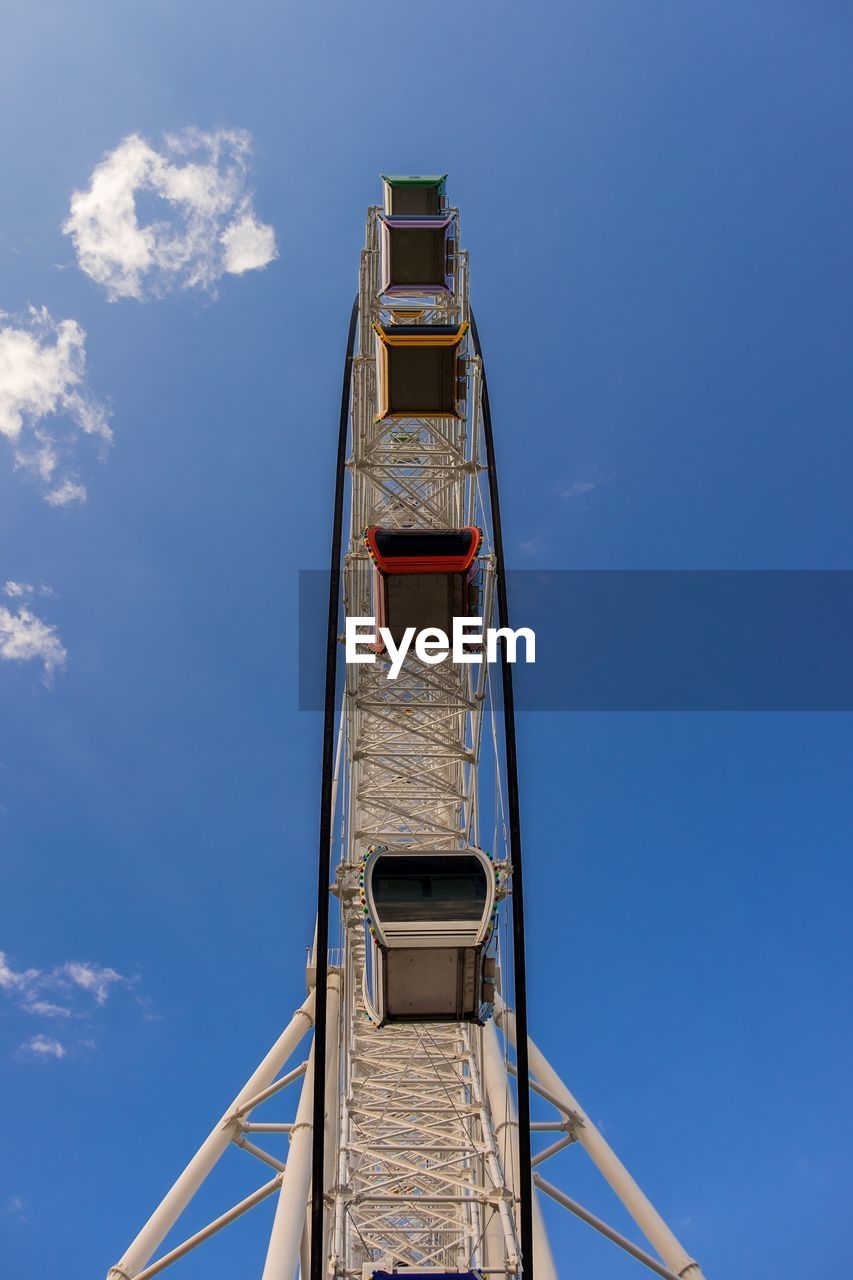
[329,204,517,1275]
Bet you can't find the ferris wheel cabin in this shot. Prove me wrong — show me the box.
[379,212,455,296]
[364,524,481,649]
[381,173,448,216]
[373,322,468,420]
[360,847,498,1026]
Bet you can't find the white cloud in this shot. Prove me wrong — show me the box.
[220,213,278,275]
[560,480,596,500]
[1,1195,25,1219]
[23,1000,72,1018]
[2,948,141,1060]
[20,1034,66,1060]
[45,478,88,507]
[3,581,55,599]
[64,128,279,301]
[557,467,613,503]
[59,961,125,1005]
[0,306,110,504]
[0,947,134,1003]
[1,950,133,1007]
[0,605,67,684]
[0,950,40,991]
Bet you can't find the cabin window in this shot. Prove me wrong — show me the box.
[372,856,488,923]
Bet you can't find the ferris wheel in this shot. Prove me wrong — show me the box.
[107,175,707,1280]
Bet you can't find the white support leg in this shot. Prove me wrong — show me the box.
[482,1020,558,1279]
[264,974,342,1280]
[108,993,316,1280]
[495,1002,705,1280]
[262,1044,316,1280]
[299,1209,310,1279]
[322,973,342,1263]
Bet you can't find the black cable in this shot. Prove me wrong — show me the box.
[471,310,535,1277]
[310,294,359,1280]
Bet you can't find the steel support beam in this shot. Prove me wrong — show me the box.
[107,994,315,1280]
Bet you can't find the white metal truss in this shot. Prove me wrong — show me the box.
[332,963,521,1274]
[106,194,708,1280]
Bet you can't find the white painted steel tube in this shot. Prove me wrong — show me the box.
[263,974,341,1280]
[482,1019,558,1279]
[496,1002,704,1280]
[261,1045,316,1280]
[322,971,342,1261]
[235,1062,309,1116]
[533,1174,683,1280]
[130,1178,282,1280]
[468,1029,521,1270]
[108,993,315,1280]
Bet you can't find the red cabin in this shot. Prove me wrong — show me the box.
[364,525,482,650]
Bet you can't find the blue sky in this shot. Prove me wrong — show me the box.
[1,2,852,1277]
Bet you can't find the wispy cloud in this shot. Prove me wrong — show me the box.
[560,480,597,500]
[1,1195,26,1220]
[1,948,140,1061]
[0,305,111,504]
[0,603,66,684]
[19,1034,66,1060]
[45,478,88,507]
[22,999,72,1018]
[64,127,278,301]
[58,961,126,1006]
[0,950,40,992]
[3,581,54,599]
[0,950,132,1008]
[557,466,613,504]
